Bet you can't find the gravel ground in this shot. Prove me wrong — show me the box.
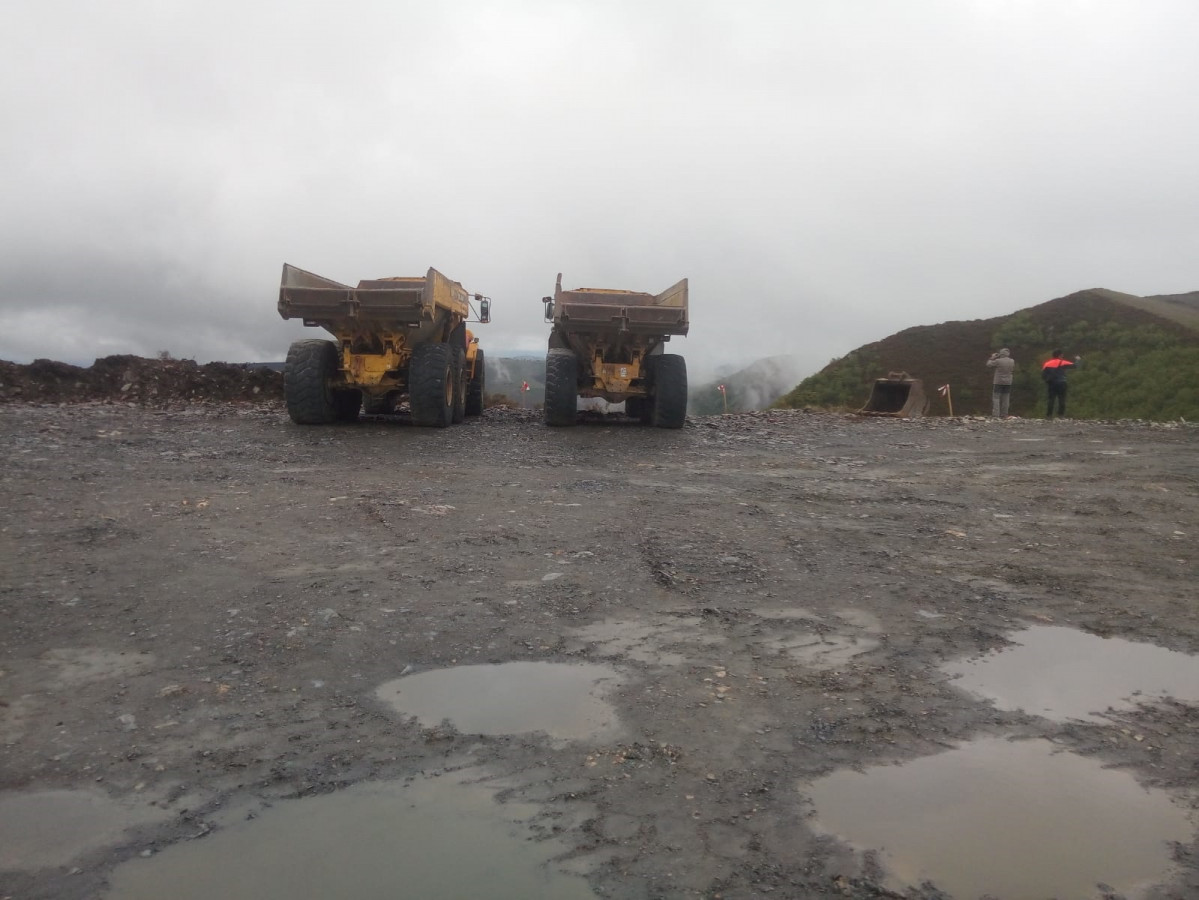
[1,402,1197,899]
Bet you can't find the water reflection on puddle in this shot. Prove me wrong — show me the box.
[944,626,1199,722]
[376,662,622,740]
[106,772,594,900]
[0,789,169,871]
[806,737,1191,899]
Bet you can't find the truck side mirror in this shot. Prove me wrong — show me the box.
[478,297,491,324]
[542,298,554,321]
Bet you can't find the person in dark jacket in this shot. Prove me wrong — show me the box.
[1042,348,1081,418]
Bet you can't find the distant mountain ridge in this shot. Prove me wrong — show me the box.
[486,356,545,406]
[775,288,1199,420]
[689,355,806,415]
[1101,289,1199,332]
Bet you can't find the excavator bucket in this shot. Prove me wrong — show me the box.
[858,372,929,417]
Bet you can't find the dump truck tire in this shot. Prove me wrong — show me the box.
[650,354,687,429]
[544,349,578,426]
[466,349,485,416]
[451,346,467,424]
[333,389,362,422]
[410,343,454,427]
[284,339,340,424]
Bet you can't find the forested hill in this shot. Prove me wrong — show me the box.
[775,289,1199,420]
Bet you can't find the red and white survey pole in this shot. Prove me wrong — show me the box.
[938,383,953,417]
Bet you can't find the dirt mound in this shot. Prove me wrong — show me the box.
[0,355,283,405]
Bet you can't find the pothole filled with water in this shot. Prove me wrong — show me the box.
[375,661,623,740]
[943,625,1199,722]
[805,737,1192,899]
[106,772,593,899]
[0,789,170,871]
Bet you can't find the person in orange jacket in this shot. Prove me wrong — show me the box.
[1041,348,1081,418]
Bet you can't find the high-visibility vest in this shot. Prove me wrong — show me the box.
[1042,358,1073,371]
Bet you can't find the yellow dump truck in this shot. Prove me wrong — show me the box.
[277,264,490,426]
[541,273,688,428]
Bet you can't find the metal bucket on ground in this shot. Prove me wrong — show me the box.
[857,371,929,417]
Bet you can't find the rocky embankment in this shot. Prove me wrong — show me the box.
[0,356,282,406]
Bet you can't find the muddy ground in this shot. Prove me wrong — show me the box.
[1,398,1197,899]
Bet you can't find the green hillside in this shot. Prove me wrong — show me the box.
[775,289,1199,420]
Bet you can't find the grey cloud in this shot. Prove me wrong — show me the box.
[2,1,1197,380]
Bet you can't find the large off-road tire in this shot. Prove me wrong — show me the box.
[465,349,485,416]
[284,339,340,424]
[625,397,645,421]
[409,343,454,428]
[333,389,362,422]
[451,346,467,424]
[544,348,579,427]
[650,354,687,429]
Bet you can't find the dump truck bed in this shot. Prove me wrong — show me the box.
[278,264,470,328]
[553,278,689,336]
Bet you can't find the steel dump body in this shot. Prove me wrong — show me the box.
[551,280,689,338]
[279,264,469,333]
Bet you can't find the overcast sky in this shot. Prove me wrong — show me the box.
[2,1,1196,381]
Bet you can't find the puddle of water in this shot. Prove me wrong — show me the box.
[944,626,1199,722]
[375,662,622,740]
[0,789,170,871]
[106,772,595,900]
[805,737,1192,899]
